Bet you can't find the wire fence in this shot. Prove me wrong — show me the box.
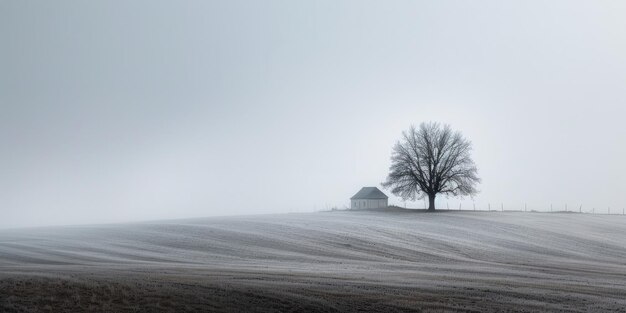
[389,200,626,215]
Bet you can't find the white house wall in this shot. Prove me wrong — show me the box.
[351,199,388,209]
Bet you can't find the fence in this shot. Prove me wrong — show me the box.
[390,199,626,215]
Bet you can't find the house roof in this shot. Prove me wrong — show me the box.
[350,187,388,200]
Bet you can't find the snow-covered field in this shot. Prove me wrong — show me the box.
[1,210,626,312]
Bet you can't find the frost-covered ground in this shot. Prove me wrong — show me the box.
[1,210,626,312]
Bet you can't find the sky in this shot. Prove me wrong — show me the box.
[1,1,626,228]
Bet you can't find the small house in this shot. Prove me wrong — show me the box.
[350,187,388,209]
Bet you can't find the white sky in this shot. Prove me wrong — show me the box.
[1,1,626,227]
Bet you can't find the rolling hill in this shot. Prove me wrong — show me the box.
[1,210,626,312]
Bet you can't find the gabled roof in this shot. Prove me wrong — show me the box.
[350,187,388,200]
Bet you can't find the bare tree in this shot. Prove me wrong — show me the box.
[382,122,480,211]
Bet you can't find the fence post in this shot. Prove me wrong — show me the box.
[579,205,582,213]
[501,203,504,212]
[488,203,491,211]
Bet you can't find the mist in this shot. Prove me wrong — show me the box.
[2,0,626,228]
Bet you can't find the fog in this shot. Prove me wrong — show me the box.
[1,1,625,228]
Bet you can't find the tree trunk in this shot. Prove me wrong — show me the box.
[428,194,436,211]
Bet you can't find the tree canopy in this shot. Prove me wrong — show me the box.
[382,122,480,210]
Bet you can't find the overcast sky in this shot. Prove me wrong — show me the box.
[1,1,625,228]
